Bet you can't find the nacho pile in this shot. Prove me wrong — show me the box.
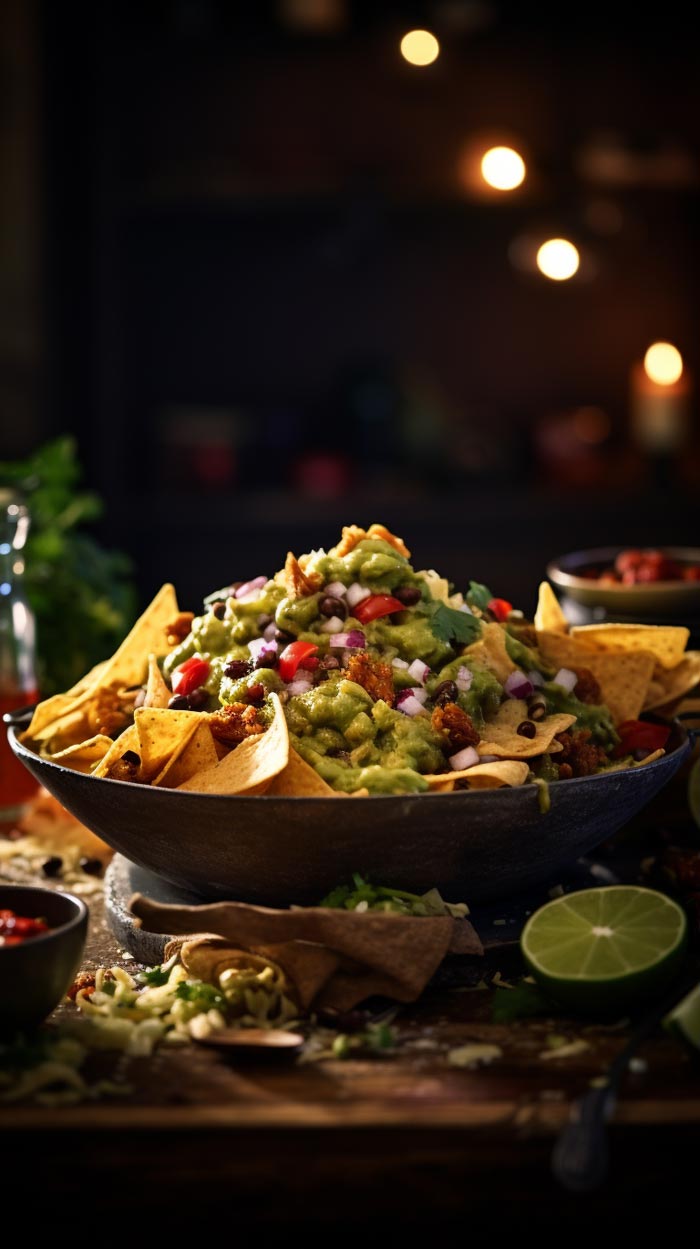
[19,525,700,798]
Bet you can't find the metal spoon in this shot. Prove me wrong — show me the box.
[551,970,698,1192]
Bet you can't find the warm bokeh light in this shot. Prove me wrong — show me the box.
[480,146,526,191]
[400,29,440,66]
[644,341,683,385]
[536,238,580,281]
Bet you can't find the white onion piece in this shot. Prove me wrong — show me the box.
[329,630,366,649]
[409,686,428,705]
[323,581,347,599]
[286,678,314,696]
[396,694,426,717]
[504,671,534,699]
[407,659,431,685]
[448,746,480,770]
[235,576,267,599]
[456,665,473,692]
[392,657,410,670]
[263,621,278,642]
[320,615,345,634]
[248,636,277,662]
[346,582,371,608]
[458,603,474,614]
[527,669,544,687]
[553,667,578,693]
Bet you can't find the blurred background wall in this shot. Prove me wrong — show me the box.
[1,0,699,614]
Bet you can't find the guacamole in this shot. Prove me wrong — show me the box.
[157,523,633,795]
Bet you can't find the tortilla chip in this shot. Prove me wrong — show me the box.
[424,760,530,789]
[93,724,141,778]
[266,748,341,797]
[570,623,689,669]
[634,748,665,766]
[144,655,172,709]
[43,734,114,773]
[134,707,202,782]
[463,622,517,685]
[477,699,576,758]
[536,631,656,724]
[534,582,569,634]
[177,692,289,794]
[642,652,700,710]
[32,705,96,750]
[153,720,219,788]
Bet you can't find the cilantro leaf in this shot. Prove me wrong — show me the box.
[175,981,226,1011]
[428,602,481,646]
[466,581,493,611]
[138,965,171,987]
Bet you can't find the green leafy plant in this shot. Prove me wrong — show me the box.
[0,437,137,696]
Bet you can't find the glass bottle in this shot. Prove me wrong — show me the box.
[0,488,39,822]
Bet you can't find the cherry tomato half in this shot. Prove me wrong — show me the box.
[278,640,319,682]
[352,595,405,625]
[171,656,211,696]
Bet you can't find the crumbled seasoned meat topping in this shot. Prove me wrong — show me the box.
[166,612,195,647]
[284,551,323,599]
[554,729,606,778]
[431,704,480,752]
[208,702,265,747]
[344,652,395,704]
[572,666,602,705]
[66,971,97,1001]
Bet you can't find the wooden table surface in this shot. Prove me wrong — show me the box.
[3,770,700,1231]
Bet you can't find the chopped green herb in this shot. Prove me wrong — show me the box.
[425,602,481,646]
[137,965,171,987]
[466,581,494,612]
[175,981,226,1012]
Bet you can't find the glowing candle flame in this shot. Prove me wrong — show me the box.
[644,342,683,385]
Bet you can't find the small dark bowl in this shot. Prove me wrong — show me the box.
[547,545,700,619]
[6,715,693,907]
[0,885,88,1035]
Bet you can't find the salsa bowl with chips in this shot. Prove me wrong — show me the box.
[7,523,699,904]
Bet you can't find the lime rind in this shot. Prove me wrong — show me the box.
[665,982,700,1050]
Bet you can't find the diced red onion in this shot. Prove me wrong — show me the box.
[286,678,314,696]
[448,746,480,770]
[456,665,473,692]
[407,659,431,685]
[235,576,267,600]
[324,581,347,599]
[504,671,534,699]
[527,669,544,687]
[392,657,410,670]
[396,693,426,717]
[346,582,371,609]
[329,630,366,649]
[320,615,345,634]
[248,637,277,662]
[553,667,578,694]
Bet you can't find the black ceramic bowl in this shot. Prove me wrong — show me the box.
[547,545,700,619]
[0,884,88,1035]
[7,717,692,906]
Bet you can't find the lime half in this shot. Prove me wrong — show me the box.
[521,886,687,1015]
[664,981,700,1051]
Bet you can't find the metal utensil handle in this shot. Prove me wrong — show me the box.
[551,1084,615,1193]
[2,703,38,729]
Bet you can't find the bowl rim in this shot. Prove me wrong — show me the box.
[547,545,700,594]
[6,717,691,801]
[0,883,88,951]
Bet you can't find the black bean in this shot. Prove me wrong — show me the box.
[80,857,103,876]
[528,697,547,722]
[122,750,141,766]
[257,613,273,629]
[212,601,226,620]
[274,628,294,643]
[319,654,341,670]
[224,660,252,679]
[319,596,348,620]
[187,687,209,710]
[517,720,537,738]
[246,683,266,704]
[42,856,63,878]
[394,585,421,606]
[433,680,459,707]
[254,653,278,669]
[168,694,190,710]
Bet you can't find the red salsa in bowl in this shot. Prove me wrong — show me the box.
[0,908,50,946]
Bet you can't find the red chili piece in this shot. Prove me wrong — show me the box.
[353,595,405,625]
[278,640,319,682]
[171,656,211,696]
[487,597,513,622]
[0,910,49,944]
